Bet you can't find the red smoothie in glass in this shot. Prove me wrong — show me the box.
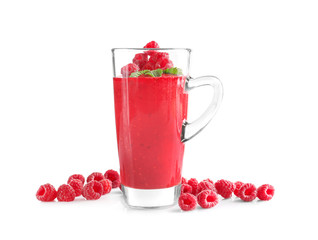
[113,74,188,189]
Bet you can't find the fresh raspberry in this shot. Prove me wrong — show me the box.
[36,183,57,202]
[82,180,103,200]
[155,58,173,70]
[257,184,275,201]
[68,179,83,197]
[104,169,120,188]
[133,53,148,69]
[141,61,155,70]
[187,178,199,195]
[87,172,105,182]
[121,63,139,77]
[57,184,76,202]
[197,190,219,209]
[181,177,187,184]
[203,178,214,185]
[180,184,192,194]
[144,41,160,49]
[149,52,169,64]
[234,181,244,197]
[67,174,85,185]
[238,183,257,202]
[215,179,235,199]
[143,41,160,56]
[178,193,197,211]
[100,179,112,195]
[197,180,216,194]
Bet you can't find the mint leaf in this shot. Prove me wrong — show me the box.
[129,70,151,77]
[151,69,163,77]
[129,69,163,77]
[144,71,154,77]
[163,67,183,75]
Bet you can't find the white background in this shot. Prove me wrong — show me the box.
[0,0,317,239]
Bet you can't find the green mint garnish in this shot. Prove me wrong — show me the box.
[129,70,150,77]
[163,67,183,75]
[129,67,182,77]
[150,69,163,77]
[129,69,163,78]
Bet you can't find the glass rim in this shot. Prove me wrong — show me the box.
[112,48,191,52]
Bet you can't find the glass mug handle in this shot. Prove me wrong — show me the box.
[181,76,223,142]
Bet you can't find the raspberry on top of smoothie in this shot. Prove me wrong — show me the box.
[120,41,183,77]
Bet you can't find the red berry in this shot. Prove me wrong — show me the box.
[180,184,192,194]
[100,179,112,195]
[68,179,83,197]
[36,183,57,202]
[187,178,199,195]
[234,181,244,197]
[104,169,120,188]
[238,183,257,202]
[82,180,103,200]
[133,53,148,69]
[197,180,216,194]
[178,193,197,211]
[121,63,139,77]
[203,178,214,185]
[257,184,275,201]
[149,52,169,64]
[67,174,85,185]
[144,41,160,49]
[141,61,155,70]
[57,184,76,202]
[181,177,187,184]
[215,179,235,199]
[87,172,105,182]
[155,58,173,70]
[143,41,160,56]
[197,190,219,209]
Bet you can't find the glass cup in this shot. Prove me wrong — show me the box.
[112,48,223,208]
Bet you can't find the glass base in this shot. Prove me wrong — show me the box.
[121,184,181,208]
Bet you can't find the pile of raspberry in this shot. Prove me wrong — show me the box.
[36,170,120,202]
[121,41,174,77]
[179,178,275,211]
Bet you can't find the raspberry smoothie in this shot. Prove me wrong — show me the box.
[113,74,188,189]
